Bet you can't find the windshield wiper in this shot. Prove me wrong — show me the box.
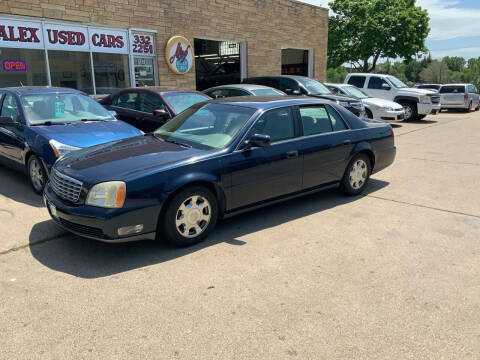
[79,118,109,122]
[31,121,69,126]
[165,139,192,148]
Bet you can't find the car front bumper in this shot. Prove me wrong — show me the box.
[43,183,161,243]
[376,109,405,122]
[441,103,469,109]
[417,103,434,115]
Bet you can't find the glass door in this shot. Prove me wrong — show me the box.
[133,57,155,87]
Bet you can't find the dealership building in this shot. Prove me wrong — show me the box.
[0,0,328,94]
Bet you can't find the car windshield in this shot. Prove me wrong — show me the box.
[154,103,256,150]
[388,76,408,88]
[342,86,370,99]
[163,92,210,114]
[21,93,113,125]
[295,78,331,95]
[251,89,285,96]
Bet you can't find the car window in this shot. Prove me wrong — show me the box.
[250,88,284,96]
[440,86,465,94]
[206,89,229,99]
[162,92,210,114]
[277,78,300,94]
[138,92,166,113]
[248,106,295,142]
[368,77,390,90]
[326,105,347,131]
[328,86,342,95]
[228,89,249,96]
[299,106,333,136]
[112,92,139,110]
[347,76,366,88]
[0,94,20,120]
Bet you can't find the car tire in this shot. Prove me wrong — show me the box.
[340,153,371,196]
[417,114,427,120]
[27,154,48,195]
[465,102,473,112]
[475,103,480,111]
[161,186,218,247]
[400,101,417,121]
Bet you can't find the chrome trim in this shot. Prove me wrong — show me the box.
[50,169,83,203]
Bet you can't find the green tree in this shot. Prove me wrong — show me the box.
[444,56,466,72]
[419,60,450,83]
[326,66,348,83]
[328,0,430,72]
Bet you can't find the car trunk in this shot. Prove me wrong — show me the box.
[440,85,466,105]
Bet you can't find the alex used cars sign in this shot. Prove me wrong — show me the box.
[0,19,130,54]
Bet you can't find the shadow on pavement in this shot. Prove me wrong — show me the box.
[0,165,44,208]
[407,119,438,124]
[29,179,389,279]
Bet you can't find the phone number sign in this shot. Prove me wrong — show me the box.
[130,33,155,56]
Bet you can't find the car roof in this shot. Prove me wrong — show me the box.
[245,75,311,81]
[204,84,281,91]
[1,86,84,95]
[347,73,388,77]
[112,87,207,95]
[206,96,333,110]
[441,83,469,86]
[324,83,349,88]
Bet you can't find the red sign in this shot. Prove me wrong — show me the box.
[0,25,40,43]
[131,34,153,54]
[2,60,27,72]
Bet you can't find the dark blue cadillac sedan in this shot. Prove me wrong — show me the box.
[44,97,396,246]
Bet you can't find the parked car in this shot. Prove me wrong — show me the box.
[0,87,143,194]
[439,84,480,112]
[325,83,405,122]
[242,75,365,117]
[203,84,285,98]
[345,73,441,121]
[415,84,442,91]
[44,96,396,246]
[98,88,211,132]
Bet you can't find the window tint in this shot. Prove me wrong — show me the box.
[207,89,229,99]
[228,89,249,96]
[278,78,300,94]
[138,93,165,113]
[0,94,20,120]
[112,92,139,110]
[326,105,347,131]
[299,106,333,136]
[248,106,295,142]
[347,76,366,88]
[368,77,390,90]
[440,86,465,94]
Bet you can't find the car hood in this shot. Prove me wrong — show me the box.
[363,97,403,109]
[54,134,214,184]
[397,88,436,96]
[308,94,359,102]
[31,120,142,148]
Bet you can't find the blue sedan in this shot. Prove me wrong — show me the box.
[44,96,396,246]
[0,87,142,194]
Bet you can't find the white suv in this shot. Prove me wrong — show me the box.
[345,73,441,121]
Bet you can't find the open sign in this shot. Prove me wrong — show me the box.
[2,60,27,72]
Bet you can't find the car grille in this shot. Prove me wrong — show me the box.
[58,218,106,239]
[50,169,83,203]
[429,95,440,104]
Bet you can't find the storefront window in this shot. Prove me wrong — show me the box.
[0,48,48,87]
[93,53,130,95]
[48,50,93,94]
[133,57,155,87]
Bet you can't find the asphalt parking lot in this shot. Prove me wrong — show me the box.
[1,111,479,359]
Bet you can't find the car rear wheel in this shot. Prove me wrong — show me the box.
[27,155,47,195]
[400,101,417,121]
[465,102,473,112]
[162,186,218,247]
[340,154,371,196]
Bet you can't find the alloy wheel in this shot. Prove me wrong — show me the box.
[29,158,45,193]
[175,195,212,238]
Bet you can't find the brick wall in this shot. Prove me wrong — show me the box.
[1,0,328,89]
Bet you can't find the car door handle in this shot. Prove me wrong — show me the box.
[343,140,352,145]
[286,150,299,158]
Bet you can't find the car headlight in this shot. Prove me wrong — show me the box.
[376,105,394,111]
[86,181,126,208]
[49,139,81,159]
[419,96,431,104]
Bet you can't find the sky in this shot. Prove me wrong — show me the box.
[298,0,480,60]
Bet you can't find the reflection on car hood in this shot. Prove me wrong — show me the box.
[31,120,142,148]
[398,88,437,96]
[363,97,403,109]
[54,134,214,183]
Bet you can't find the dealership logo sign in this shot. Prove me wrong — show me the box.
[166,36,193,74]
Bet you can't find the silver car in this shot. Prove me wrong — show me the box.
[326,83,405,122]
[203,84,285,98]
[440,84,480,112]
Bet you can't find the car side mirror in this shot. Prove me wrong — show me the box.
[153,109,169,118]
[108,110,118,118]
[242,134,271,150]
[0,116,18,126]
[382,83,391,90]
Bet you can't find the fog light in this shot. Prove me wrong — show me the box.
[118,224,144,236]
